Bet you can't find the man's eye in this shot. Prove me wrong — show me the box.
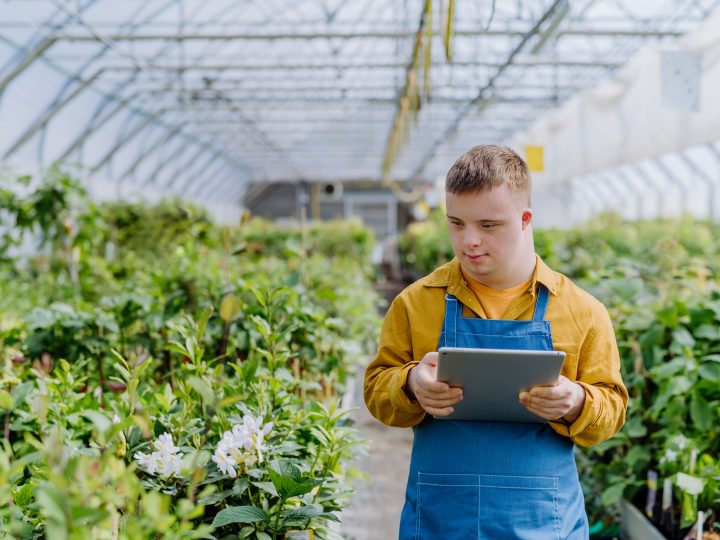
[482,223,496,229]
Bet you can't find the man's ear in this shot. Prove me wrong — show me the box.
[521,209,533,230]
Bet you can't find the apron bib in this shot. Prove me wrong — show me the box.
[398,286,588,539]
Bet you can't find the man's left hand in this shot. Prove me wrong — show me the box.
[518,376,586,423]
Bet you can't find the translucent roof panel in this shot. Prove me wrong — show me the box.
[0,0,718,205]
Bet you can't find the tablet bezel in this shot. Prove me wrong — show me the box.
[435,346,566,423]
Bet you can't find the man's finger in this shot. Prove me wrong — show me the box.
[527,385,568,399]
[419,379,457,394]
[420,394,463,408]
[520,394,569,409]
[425,406,454,417]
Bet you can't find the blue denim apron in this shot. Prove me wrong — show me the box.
[398,286,588,539]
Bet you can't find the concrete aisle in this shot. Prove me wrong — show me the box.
[339,371,413,540]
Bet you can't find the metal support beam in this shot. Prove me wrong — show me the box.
[582,178,615,215]
[593,174,624,210]
[91,112,162,173]
[630,164,666,218]
[650,158,688,216]
[3,71,102,159]
[75,59,623,72]
[161,145,209,190]
[405,0,570,182]
[176,151,226,195]
[572,180,603,221]
[611,169,644,220]
[57,92,137,162]
[191,161,235,201]
[116,125,185,183]
[678,150,716,220]
[56,28,685,41]
[143,139,194,188]
[0,37,56,93]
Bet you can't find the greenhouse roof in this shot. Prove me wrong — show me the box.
[0,0,718,205]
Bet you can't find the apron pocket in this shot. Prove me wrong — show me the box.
[417,473,479,540]
[478,474,560,540]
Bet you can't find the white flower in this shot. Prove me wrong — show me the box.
[157,452,183,477]
[213,416,273,477]
[669,434,689,450]
[134,433,184,478]
[212,451,237,478]
[660,449,678,465]
[134,451,157,474]
[153,433,180,455]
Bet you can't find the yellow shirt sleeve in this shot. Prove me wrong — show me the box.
[364,295,427,428]
[548,303,628,447]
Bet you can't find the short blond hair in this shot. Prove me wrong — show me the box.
[445,145,531,205]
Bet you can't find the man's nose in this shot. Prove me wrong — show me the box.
[463,230,481,248]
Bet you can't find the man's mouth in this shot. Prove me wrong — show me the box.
[465,253,487,261]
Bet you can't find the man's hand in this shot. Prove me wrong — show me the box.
[518,376,586,422]
[407,352,463,417]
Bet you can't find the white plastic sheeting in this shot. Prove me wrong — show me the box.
[514,9,720,190]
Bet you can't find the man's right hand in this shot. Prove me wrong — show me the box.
[407,352,463,417]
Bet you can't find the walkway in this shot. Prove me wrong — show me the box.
[339,278,414,539]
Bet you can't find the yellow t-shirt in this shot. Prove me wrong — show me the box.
[462,271,533,320]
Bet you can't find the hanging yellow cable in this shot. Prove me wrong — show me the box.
[381,0,456,202]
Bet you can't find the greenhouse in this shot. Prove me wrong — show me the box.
[1,0,720,538]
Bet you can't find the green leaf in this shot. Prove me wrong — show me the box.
[672,327,695,349]
[622,416,647,438]
[70,505,107,525]
[649,357,688,380]
[220,294,242,323]
[0,390,14,410]
[36,483,69,525]
[80,410,111,435]
[693,324,720,341]
[13,483,34,506]
[197,305,214,342]
[252,481,279,497]
[241,357,259,383]
[251,315,272,339]
[211,506,268,527]
[281,504,324,525]
[166,341,190,357]
[667,376,692,396]
[257,532,272,540]
[188,376,216,405]
[268,461,321,499]
[699,362,720,382]
[689,392,714,431]
[601,482,626,507]
[624,446,650,470]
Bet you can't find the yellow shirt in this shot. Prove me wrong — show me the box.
[364,255,628,448]
[464,271,533,319]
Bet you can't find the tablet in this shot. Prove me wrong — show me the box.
[435,347,566,423]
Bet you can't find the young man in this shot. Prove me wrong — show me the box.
[364,145,628,539]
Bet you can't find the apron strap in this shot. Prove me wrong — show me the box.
[444,294,458,347]
[532,284,550,321]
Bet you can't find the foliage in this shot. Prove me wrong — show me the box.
[0,170,381,538]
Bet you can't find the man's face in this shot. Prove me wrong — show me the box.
[446,184,532,288]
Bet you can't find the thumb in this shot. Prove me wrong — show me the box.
[423,352,439,366]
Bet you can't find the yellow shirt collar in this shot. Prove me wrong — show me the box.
[422,254,560,297]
